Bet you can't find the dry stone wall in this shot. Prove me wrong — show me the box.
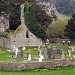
[0,60,75,71]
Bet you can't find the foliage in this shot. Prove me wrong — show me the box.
[46,17,68,38]
[35,4,52,29]
[24,2,47,40]
[0,2,21,30]
[0,32,10,38]
[65,13,75,41]
[13,25,21,35]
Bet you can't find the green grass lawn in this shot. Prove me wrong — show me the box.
[0,66,75,75]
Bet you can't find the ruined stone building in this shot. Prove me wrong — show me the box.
[9,4,43,47]
[0,15,9,32]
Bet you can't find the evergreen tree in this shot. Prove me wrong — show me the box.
[24,2,47,40]
[65,13,75,41]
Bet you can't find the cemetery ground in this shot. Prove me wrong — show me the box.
[0,43,75,62]
[0,66,75,75]
[0,43,75,74]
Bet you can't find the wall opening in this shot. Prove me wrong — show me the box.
[26,30,29,38]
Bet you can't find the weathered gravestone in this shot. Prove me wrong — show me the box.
[21,47,26,58]
[62,51,65,59]
[52,46,58,59]
[44,48,48,58]
[28,53,31,61]
[68,50,72,60]
[72,47,75,52]
[16,51,21,61]
[47,45,52,59]
[10,45,16,52]
[38,45,42,57]
[57,43,61,54]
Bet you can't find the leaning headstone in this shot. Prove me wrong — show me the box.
[28,53,31,61]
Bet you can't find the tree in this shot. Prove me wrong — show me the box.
[65,13,75,41]
[24,2,47,40]
[47,18,68,38]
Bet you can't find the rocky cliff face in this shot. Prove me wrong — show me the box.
[36,0,63,20]
[36,0,75,16]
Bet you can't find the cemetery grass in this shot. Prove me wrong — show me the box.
[0,66,75,75]
[0,43,75,63]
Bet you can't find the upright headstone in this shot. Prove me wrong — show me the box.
[39,56,43,62]
[68,50,72,59]
[47,45,52,59]
[62,51,65,59]
[52,46,58,59]
[28,53,31,61]
[15,48,19,57]
[16,51,21,61]
[21,47,26,58]
[57,43,61,54]
[38,45,42,57]
[72,47,75,52]
[44,48,48,58]
[11,45,16,52]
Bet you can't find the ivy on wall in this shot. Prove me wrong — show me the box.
[24,2,47,40]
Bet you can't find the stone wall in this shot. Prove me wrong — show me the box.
[0,60,75,71]
[0,37,10,48]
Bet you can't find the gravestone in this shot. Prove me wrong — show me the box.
[28,53,31,61]
[10,45,16,52]
[39,56,43,62]
[62,51,65,59]
[15,48,19,58]
[44,48,48,58]
[52,46,58,59]
[16,52,21,61]
[47,45,52,59]
[38,45,42,57]
[72,47,75,52]
[68,50,72,59]
[21,47,26,58]
[57,43,60,54]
